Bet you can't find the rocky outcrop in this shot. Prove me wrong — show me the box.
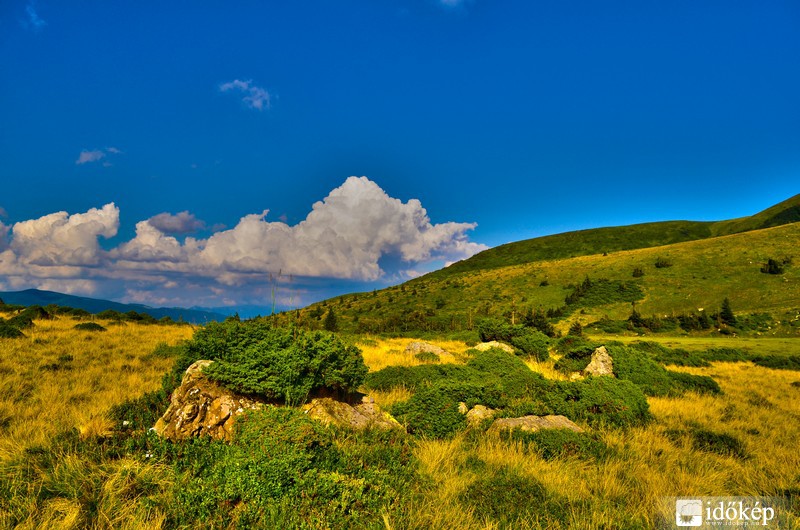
[473,341,515,354]
[583,346,614,377]
[301,396,403,431]
[404,341,451,357]
[154,360,266,442]
[487,415,584,435]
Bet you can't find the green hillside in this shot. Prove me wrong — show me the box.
[439,193,800,275]
[293,217,800,336]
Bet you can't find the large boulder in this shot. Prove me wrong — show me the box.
[473,341,515,354]
[154,360,266,442]
[583,346,614,377]
[487,415,584,435]
[301,396,403,431]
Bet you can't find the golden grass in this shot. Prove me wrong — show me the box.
[0,316,193,458]
[357,337,469,372]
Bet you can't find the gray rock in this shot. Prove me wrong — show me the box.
[466,405,495,427]
[473,341,515,354]
[583,346,614,376]
[404,341,450,357]
[487,414,584,435]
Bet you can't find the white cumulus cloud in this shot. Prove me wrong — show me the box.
[0,177,487,306]
[220,79,271,110]
[10,203,118,266]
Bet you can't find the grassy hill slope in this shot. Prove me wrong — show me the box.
[440,193,800,275]
[298,222,800,334]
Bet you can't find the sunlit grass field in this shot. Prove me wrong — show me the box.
[0,315,194,458]
[1,321,799,528]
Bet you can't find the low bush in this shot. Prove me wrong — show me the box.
[751,355,800,371]
[690,428,749,459]
[501,428,609,460]
[176,321,368,405]
[413,351,440,363]
[477,318,552,359]
[73,322,107,332]
[509,377,652,428]
[0,322,25,338]
[459,466,568,527]
[391,386,466,438]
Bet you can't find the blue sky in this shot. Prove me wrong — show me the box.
[1,1,798,310]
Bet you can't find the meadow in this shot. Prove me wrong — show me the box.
[1,316,799,529]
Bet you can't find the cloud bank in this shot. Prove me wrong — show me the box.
[0,177,486,307]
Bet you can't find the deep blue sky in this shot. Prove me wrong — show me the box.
[1,1,798,309]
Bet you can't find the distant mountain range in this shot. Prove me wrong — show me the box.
[0,289,226,324]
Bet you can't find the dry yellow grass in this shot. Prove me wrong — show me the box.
[357,337,470,372]
[0,315,193,458]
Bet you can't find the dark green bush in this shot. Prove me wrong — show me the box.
[509,377,652,428]
[459,466,567,527]
[478,318,552,358]
[654,257,672,268]
[751,355,800,371]
[501,428,609,460]
[0,322,25,338]
[414,351,440,363]
[73,322,107,332]
[761,258,784,274]
[391,386,466,438]
[668,372,721,395]
[364,364,473,392]
[6,314,34,330]
[690,428,748,459]
[176,321,368,405]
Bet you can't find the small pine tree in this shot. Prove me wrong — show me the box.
[632,267,644,278]
[760,258,784,275]
[568,321,583,337]
[324,308,339,332]
[719,298,736,326]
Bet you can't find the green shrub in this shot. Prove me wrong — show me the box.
[73,322,107,332]
[177,321,368,405]
[509,377,652,428]
[509,330,551,361]
[654,257,672,268]
[364,364,473,392]
[414,351,440,363]
[0,322,25,338]
[761,258,784,274]
[501,428,609,460]
[690,428,748,459]
[668,372,721,395]
[459,466,567,527]
[629,341,709,367]
[465,349,548,399]
[6,314,34,330]
[751,355,800,371]
[391,386,466,438]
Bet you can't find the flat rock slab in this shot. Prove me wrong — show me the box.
[473,341,515,354]
[487,414,584,435]
[404,341,451,357]
[302,397,403,431]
